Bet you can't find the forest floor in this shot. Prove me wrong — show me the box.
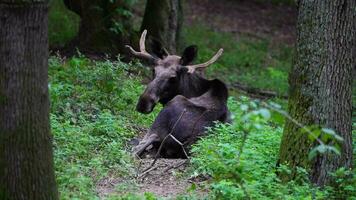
[95,1,297,198]
[49,0,356,198]
[186,0,296,46]
[96,159,195,198]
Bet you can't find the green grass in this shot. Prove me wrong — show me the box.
[49,55,160,199]
[184,25,292,96]
[49,0,79,47]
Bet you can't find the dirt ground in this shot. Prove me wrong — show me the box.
[186,0,296,45]
[96,1,296,198]
[96,158,207,199]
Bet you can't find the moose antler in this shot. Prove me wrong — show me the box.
[186,48,224,73]
[125,30,158,63]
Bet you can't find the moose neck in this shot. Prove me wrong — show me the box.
[178,72,212,98]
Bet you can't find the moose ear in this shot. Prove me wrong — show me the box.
[150,38,169,59]
[180,45,198,66]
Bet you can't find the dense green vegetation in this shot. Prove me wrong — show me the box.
[49,55,161,199]
[49,55,356,199]
[47,0,355,199]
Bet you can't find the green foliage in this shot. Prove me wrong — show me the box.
[49,0,79,47]
[49,55,159,199]
[184,25,292,96]
[190,97,356,199]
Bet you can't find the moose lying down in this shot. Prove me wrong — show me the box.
[126,30,229,158]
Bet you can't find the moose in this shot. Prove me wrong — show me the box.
[126,30,229,158]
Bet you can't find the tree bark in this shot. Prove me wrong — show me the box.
[278,0,354,186]
[141,0,183,53]
[0,1,58,199]
[63,0,134,54]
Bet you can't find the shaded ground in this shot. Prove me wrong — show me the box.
[96,159,204,199]
[186,0,296,45]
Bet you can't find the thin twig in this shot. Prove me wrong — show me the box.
[163,160,189,173]
[137,165,160,179]
[169,134,189,159]
[139,109,187,176]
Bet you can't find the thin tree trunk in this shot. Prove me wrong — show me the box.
[141,0,183,53]
[278,0,354,186]
[0,1,58,199]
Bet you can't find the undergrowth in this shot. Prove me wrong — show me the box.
[49,55,159,199]
[49,55,355,199]
[190,98,356,200]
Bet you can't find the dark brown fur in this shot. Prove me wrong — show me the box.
[133,79,229,158]
[127,31,229,158]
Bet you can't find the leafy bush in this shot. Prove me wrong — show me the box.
[190,97,356,199]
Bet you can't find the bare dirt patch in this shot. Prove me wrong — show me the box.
[96,158,207,199]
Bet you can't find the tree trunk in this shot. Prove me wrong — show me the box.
[278,0,354,186]
[63,0,134,54]
[0,1,58,199]
[141,0,183,53]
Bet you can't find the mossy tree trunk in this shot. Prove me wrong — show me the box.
[63,0,134,54]
[141,0,183,53]
[278,0,354,186]
[0,1,58,199]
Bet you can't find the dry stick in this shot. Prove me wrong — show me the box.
[169,134,189,159]
[138,109,187,178]
[163,160,188,173]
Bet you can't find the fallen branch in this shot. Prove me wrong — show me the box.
[230,82,288,99]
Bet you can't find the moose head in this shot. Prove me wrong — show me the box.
[126,30,223,114]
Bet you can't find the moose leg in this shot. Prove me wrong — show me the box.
[132,133,159,157]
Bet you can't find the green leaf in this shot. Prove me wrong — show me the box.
[259,108,271,119]
[271,111,285,125]
[325,145,341,155]
[240,104,249,111]
[321,128,335,135]
[308,144,341,160]
[269,102,282,109]
[308,145,325,160]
